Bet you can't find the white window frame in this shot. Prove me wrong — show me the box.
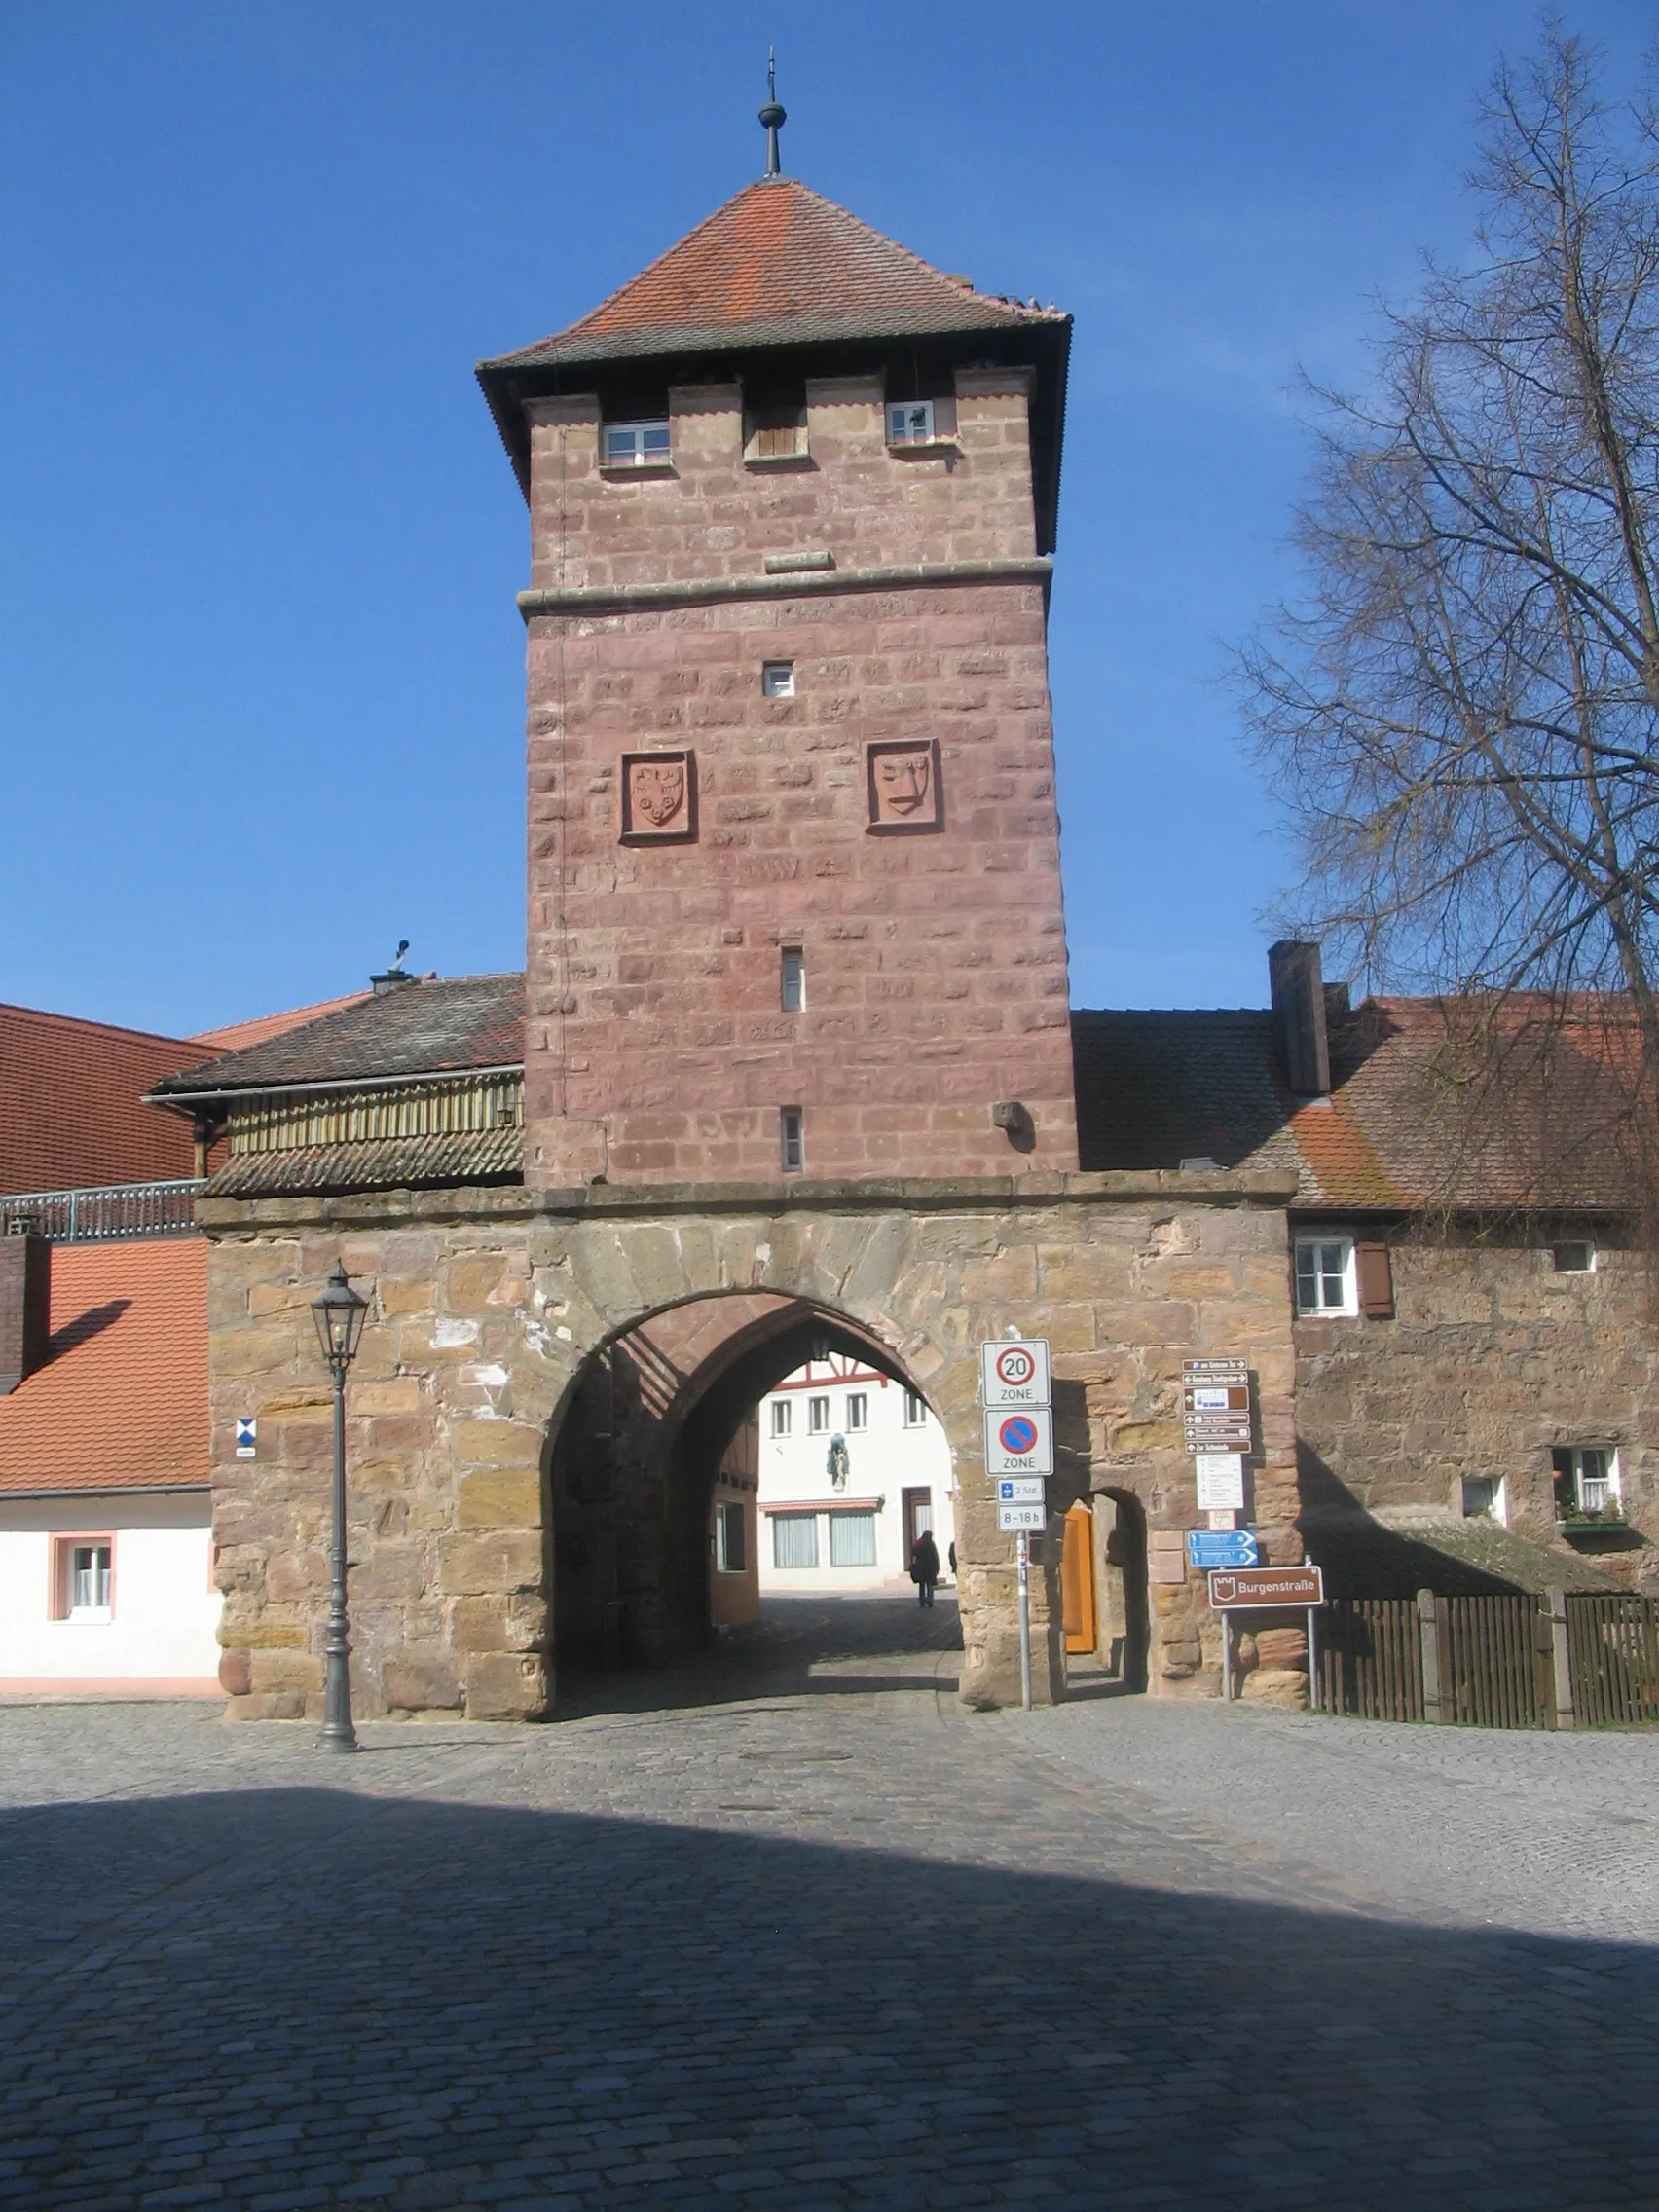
[761,662,795,700]
[903,1390,928,1428]
[828,1510,878,1568]
[769,1398,792,1440]
[1460,1474,1507,1525]
[1294,1232,1358,1317]
[807,1394,830,1435]
[781,948,805,1014]
[1555,1446,1621,1517]
[603,419,671,468]
[887,399,936,446]
[845,1391,868,1432]
[714,1500,746,1574]
[57,1536,113,1624]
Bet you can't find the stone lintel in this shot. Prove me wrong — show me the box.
[195,1166,1298,1235]
[516,555,1054,623]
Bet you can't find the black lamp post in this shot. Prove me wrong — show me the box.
[312,1262,368,1752]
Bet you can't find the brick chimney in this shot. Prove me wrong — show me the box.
[0,1230,51,1395]
[1269,940,1332,1099]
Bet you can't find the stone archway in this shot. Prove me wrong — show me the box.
[547,1289,939,1677]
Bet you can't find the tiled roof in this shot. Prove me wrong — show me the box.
[0,1004,203,1194]
[190,992,370,1054]
[1305,1512,1621,1598]
[150,975,525,1099]
[1071,997,1639,1211]
[0,1239,207,1494]
[209,1127,523,1198]
[481,178,1064,374]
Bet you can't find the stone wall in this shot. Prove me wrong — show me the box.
[202,1170,1297,1721]
[521,366,1078,1189]
[1295,1227,1659,1587]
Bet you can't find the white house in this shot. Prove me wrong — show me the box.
[756,1354,955,1595]
[0,1235,221,1694]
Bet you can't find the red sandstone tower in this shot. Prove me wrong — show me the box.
[478,106,1077,1186]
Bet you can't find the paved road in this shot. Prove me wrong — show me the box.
[2,1597,1658,2209]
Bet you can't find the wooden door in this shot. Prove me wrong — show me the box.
[1060,1500,1096,1654]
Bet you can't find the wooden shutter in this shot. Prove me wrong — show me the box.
[1355,1240,1394,1319]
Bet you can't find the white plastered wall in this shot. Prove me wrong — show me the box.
[756,1365,956,1594]
[0,1490,220,1687]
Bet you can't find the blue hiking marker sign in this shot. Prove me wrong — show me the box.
[1186,1529,1260,1570]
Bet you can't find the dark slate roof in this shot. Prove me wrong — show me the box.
[1304,1512,1623,1598]
[209,1128,523,1198]
[149,975,525,1099]
[1071,998,1639,1211]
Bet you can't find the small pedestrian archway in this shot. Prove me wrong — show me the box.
[546,1291,953,1680]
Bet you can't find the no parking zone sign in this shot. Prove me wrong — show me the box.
[984,1405,1054,1477]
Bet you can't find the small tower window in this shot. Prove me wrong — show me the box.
[762,662,795,699]
[1552,1241,1596,1273]
[781,1108,804,1173]
[603,420,670,468]
[781,948,805,1013]
[887,400,935,446]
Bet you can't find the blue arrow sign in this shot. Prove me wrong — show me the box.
[1186,1529,1260,1569]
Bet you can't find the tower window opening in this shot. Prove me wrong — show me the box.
[887,400,935,446]
[781,1107,805,1173]
[603,419,671,468]
[762,661,795,700]
[781,948,805,1013]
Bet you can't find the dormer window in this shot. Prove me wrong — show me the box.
[603,420,670,468]
[887,400,935,446]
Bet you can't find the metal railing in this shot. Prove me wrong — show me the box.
[0,1178,205,1242]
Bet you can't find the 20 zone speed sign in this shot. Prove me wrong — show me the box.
[979,1338,1051,1406]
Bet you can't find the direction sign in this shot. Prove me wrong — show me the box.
[996,1476,1047,1504]
[1195,1453,1245,1510]
[1186,1529,1260,1570]
[997,1502,1047,1531]
[1207,1565,1324,1609]
[980,1339,1052,1407]
[985,1405,1054,1476]
[1181,1358,1253,1448]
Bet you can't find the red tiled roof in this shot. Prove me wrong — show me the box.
[0,1005,203,1194]
[1072,995,1641,1212]
[190,992,369,1054]
[483,178,1063,373]
[0,1239,208,1494]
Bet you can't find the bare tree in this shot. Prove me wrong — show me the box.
[1239,28,1659,1207]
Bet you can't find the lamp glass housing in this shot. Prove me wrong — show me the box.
[312,1264,368,1372]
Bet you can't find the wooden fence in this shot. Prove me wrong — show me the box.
[1437,1595,1546,1728]
[1317,1599,1423,1722]
[1566,1595,1659,1727]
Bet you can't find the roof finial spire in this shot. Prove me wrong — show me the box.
[759,49,786,179]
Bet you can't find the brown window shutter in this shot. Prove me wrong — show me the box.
[1355,1240,1394,1318]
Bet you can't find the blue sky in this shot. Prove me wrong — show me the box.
[2,3,1653,1037]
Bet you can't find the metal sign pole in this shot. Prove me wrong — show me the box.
[1307,1604,1318,1713]
[1017,1530,1032,1711]
[1221,1607,1232,1702]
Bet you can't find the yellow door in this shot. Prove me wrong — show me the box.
[1060,1500,1096,1654]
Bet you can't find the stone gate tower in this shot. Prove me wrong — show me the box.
[477,148,1079,1187]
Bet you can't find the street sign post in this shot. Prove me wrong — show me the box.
[984,1406,1054,1477]
[980,1339,1053,1714]
[980,1339,1052,1406]
[1186,1529,1260,1570]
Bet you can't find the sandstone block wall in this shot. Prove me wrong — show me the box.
[521,368,1077,1188]
[203,1172,1297,1721]
[1295,1229,1659,1586]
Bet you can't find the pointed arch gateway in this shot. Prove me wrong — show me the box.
[546,1289,948,1677]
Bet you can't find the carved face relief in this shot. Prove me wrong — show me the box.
[621,751,696,841]
[866,740,942,831]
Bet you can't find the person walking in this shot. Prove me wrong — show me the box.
[911,1528,940,1609]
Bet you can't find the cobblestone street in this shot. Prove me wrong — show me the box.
[4,1596,1659,2209]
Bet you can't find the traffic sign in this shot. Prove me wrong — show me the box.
[235,1418,257,1460]
[984,1405,1054,1476]
[1207,1565,1324,1609]
[1186,1529,1259,1570]
[996,1476,1047,1504]
[980,1339,1052,1406]
[997,1502,1047,1531]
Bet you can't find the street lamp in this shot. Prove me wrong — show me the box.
[312,1262,368,1752]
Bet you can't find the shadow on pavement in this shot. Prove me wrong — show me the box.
[557,1592,965,1719]
[2,1780,1657,2207]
